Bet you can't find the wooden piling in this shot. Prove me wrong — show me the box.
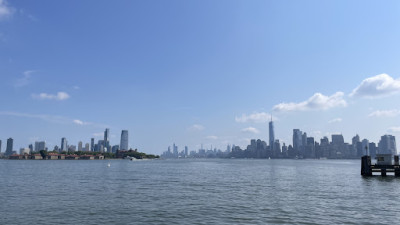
[361,155,372,176]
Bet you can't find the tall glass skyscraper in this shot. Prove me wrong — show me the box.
[5,138,13,156]
[61,137,67,151]
[269,119,275,151]
[120,130,129,150]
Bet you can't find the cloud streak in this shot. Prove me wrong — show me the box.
[0,0,14,21]
[241,127,259,134]
[328,118,342,123]
[32,92,70,101]
[368,109,400,118]
[235,112,274,123]
[350,74,400,98]
[273,92,347,112]
[14,70,35,87]
[188,124,205,131]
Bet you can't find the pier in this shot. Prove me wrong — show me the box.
[361,154,400,176]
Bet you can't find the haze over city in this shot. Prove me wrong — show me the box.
[1,0,400,154]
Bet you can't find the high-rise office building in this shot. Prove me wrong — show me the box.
[293,129,303,152]
[85,143,90,151]
[269,118,275,151]
[0,140,2,153]
[378,135,397,155]
[120,130,129,150]
[184,146,188,156]
[78,141,83,151]
[5,138,13,156]
[90,138,95,151]
[34,141,46,152]
[61,137,67,151]
[104,128,110,149]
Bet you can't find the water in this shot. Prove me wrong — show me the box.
[1,159,399,224]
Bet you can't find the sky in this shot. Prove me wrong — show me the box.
[1,0,400,154]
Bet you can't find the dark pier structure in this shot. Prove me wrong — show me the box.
[361,154,400,177]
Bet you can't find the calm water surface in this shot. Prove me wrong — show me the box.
[1,159,399,224]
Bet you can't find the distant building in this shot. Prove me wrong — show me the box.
[0,140,2,153]
[120,130,129,150]
[104,128,110,150]
[90,138,95,151]
[34,141,46,152]
[61,137,67,151]
[361,139,369,155]
[184,146,188,156]
[112,145,119,153]
[5,138,13,156]
[269,119,275,151]
[85,143,90,151]
[78,141,83,151]
[378,135,397,155]
[293,129,303,155]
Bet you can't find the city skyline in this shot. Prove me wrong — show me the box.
[1,1,400,154]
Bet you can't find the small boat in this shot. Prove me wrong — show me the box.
[107,163,111,167]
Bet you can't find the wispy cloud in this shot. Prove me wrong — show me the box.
[188,124,204,131]
[235,112,274,123]
[241,127,259,134]
[388,127,400,133]
[0,0,14,21]
[73,119,90,125]
[350,74,400,98]
[32,92,70,101]
[205,135,218,140]
[328,118,342,123]
[368,109,400,118]
[273,92,347,112]
[14,70,35,87]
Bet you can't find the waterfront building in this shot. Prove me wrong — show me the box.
[104,128,110,150]
[112,145,119,153]
[184,146,188,156]
[293,129,303,155]
[120,130,129,150]
[20,148,30,155]
[378,135,397,155]
[34,141,46,152]
[269,119,275,151]
[90,138,95,151]
[85,143,90,151]
[78,141,83,151]
[361,139,369,155]
[61,137,67,151]
[5,138,13,156]
[369,142,377,158]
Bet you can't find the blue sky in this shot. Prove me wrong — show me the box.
[1,0,400,154]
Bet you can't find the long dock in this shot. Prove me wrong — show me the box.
[361,155,400,176]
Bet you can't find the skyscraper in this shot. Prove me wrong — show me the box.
[61,137,67,151]
[269,118,275,151]
[120,130,129,150]
[293,129,303,153]
[78,141,83,151]
[5,138,13,156]
[0,140,2,153]
[104,128,110,150]
[34,141,46,152]
[378,135,397,155]
[90,138,95,151]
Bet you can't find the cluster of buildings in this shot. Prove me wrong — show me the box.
[0,129,130,157]
[162,120,397,159]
